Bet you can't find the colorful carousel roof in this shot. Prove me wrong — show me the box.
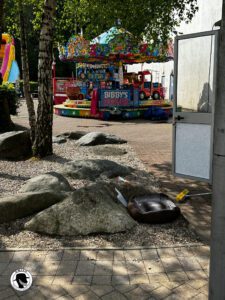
[58,27,174,64]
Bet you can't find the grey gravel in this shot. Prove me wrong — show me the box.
[0,140,201,249]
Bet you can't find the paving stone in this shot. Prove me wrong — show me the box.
[126,261,146,275]
[62,250,80,261]
[56,295,74,300]
[75,261,95,276]
[33,275,54,286]
[186,270,208,280]
[114,284,138,293]
[195,256,209,270]
[90,285,114,297]
[199,284,209,296]
[0,252,14,263]
[63,285,90,297]
[0,263,9,275]
[45,250,64,261]
[150,286,172,299]
[96,251,114,261]
[102,290,127,300]
[193,292,208,299]
[173,247,194,257]
[112,275,129,285]
[148,273,169,283]
[28,251,47,262]
[129,274,150,284]
[39,261,60,275]
[12,251,31,262]
[37,285,67,299]
[161,257,183,272]
[19,288,47,300]
[173,283,199,298]
[157,248,176,258]
[125,286,150,300]
[0,287,16,298]
[80,251,97,261]
[124,250,142,261]
[163,293,181,300]
[113,251,125,261]
[144,260,164,274]
[74,291,100,300]
[94,263,113,276]
[192,246,210,257]
[113,261,128,276]
[3,262,26,276]
[167,271,189,282]
[92,275,112,285]
[187,279,208,290]
[56,261,78,275]
[0,275,10,286]
[178,257,202,271]
[52,275,73,285]
[72,275,92,285]
[141,249,159,260]
[139,283,161,293]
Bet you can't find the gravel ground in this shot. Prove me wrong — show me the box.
[0,140,201,249]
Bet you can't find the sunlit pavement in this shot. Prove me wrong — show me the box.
[0,246,209,299]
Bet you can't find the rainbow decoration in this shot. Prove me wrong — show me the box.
[59,27,174,64]
[0,33,20,82]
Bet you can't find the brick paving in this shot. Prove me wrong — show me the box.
[0,246,209,299]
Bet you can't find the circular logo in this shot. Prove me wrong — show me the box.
[10,269,32,292]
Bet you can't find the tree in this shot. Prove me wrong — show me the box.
[18,0,36,142]
[33,0,56,157]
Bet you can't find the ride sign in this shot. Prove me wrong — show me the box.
[100,89,131,107]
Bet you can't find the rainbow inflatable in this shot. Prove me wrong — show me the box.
[0,34,20,82]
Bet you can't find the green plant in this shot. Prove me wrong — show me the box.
[0,82,20,115]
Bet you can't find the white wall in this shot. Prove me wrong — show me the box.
[127,0,222,99]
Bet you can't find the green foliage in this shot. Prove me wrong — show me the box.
[19,80,38,93]
[0,82,20,115]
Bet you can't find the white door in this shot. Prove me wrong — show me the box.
[173,30,218,182]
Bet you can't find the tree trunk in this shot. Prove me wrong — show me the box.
[209,0,225,299]
[18,1,36,142]
[33,0,56,157]
[0,0,4,49]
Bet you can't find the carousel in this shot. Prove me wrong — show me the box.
[53,26,174,120]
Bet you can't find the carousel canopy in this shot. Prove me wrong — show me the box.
[58,26,174,64]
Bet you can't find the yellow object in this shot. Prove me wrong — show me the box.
[176,189,189,202]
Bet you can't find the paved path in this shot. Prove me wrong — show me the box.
[0,246,209,299]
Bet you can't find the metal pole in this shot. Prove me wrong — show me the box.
[209,1,225,299]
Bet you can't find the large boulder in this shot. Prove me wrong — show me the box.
[52,136,67,144]
[25,182,137,236]
[60,159,133,181]
[76,132,127,146]
[19,172,73,193]
[56,131,87,140]
[0,192,66,223]
[0,131,31,159]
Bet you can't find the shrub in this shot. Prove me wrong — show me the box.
[0,82,20,115]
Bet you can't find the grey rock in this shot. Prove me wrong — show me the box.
[76,132,127,146]
[0,131,31,159]
[19,172,73,193]
[92,145,127,156]
[25,182,137,236]
[61,159,133,181]
[0,192,66,223]
[56,131,87,140]
[52,136,67,144]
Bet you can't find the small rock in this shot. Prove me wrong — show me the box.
[76,132,127,146]
[60,159,133,181]
[92,146,127,156]
[56,131,87,140]
[52,136,67,144]
[19,172,73,193]
[0,131,31,160]
[25,182,137,236]
[0,192,66,223]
